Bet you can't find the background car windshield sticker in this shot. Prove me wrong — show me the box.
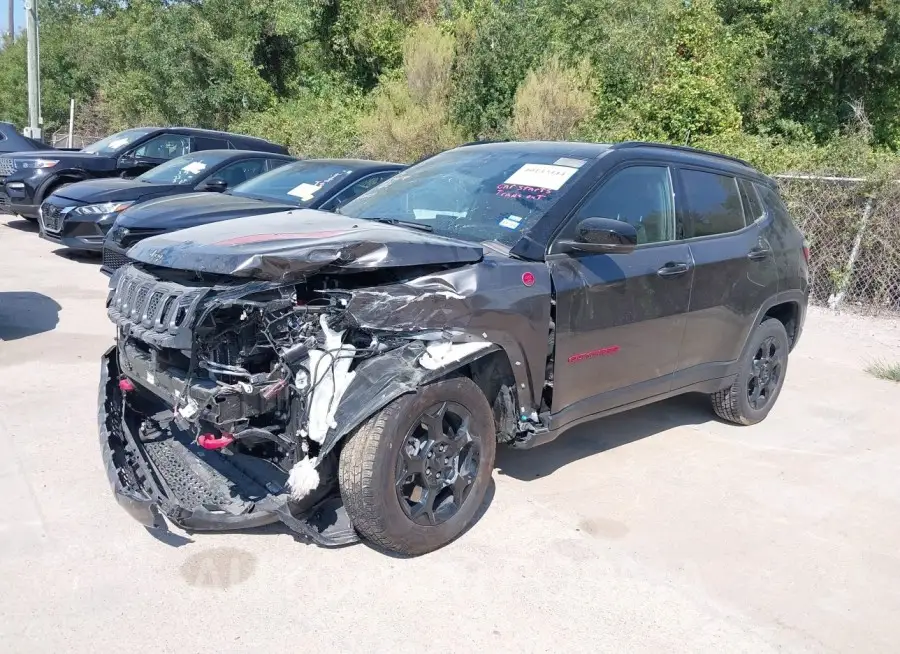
[182,161,207,174]
[497,183,551,200]
[287,182,324,201]
[504,163,578,190]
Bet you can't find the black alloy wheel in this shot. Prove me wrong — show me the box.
[395,401,481,526]
[747,336,784,411]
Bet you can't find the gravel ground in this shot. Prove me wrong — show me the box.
[2,214,899,653]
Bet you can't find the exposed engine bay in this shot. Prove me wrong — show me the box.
[102,255,550,543]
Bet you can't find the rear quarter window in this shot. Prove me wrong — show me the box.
[680,169,746,238]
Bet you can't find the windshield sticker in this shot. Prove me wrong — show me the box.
[499,217,522,229]
[496,183,551,201]
[554,157,586,168]
[182,161,207,174]
[107,138,129,149]
[287,182,324,201]
[504,163,578,191]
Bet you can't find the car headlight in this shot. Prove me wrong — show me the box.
[15,158,59,170]
[73,201,135,216]
[73,201,136,226]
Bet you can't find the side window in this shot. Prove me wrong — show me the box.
[568,165,675,245]
[754,183,793,227]
[266,158,291,172]
[133,134,190,160]
[680,169,746,238]
[738,179,765,223]
[206,159,267,188]
[192,136,229,151]
[321,172,397,211]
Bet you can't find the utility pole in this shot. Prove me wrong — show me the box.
[7,0,13,39]
[24,0,41,141]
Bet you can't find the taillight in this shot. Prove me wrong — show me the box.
[802,239,810,263]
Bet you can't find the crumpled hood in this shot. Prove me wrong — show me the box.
[117,192,292,231]
[53,177,181,204]
[127,209,484,281]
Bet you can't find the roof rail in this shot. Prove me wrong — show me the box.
[612,141,752,167]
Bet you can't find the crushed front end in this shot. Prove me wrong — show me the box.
[98,264,381,545]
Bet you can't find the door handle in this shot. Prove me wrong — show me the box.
[657,262,690,278]
[747,246,772,261]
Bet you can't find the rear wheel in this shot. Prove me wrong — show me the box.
[711,318,790,425]
[338,377,496,556]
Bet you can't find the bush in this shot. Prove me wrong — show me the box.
[509,56,594,141]
[359,24,465,162]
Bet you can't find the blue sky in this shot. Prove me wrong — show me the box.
[1,2,26,35]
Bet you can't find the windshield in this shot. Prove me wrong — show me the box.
[136,151,230,185]
[338,147,592,246]
[229,161,354,206]
[82,128,155,155]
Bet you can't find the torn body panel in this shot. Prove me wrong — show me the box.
[100,225,554,537]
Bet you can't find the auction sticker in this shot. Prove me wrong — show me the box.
[504,163,578,191]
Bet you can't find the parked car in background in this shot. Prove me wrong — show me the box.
[0,121,66,155]
[38,150,295,252]
[0,126,289,221]
[100,158,405,274]
[98,140,808,555]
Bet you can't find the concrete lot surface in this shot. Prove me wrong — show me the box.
[2,214,900,653]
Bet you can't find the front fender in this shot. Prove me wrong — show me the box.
[318,340,506,459]
[36,170,89,203]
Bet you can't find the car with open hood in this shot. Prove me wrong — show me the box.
[0,126,288,221]
[99,158,406,274]
[98,140,809,555]
[38,149,294,252]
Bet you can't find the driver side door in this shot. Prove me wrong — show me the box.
[119,133,191,176]
[547,164,694,424]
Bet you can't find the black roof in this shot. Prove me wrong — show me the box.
[457,140,611,159]
[454,139,769,183]
[301,158,407,172]
[135,126,289,154]
[195,149,296,161]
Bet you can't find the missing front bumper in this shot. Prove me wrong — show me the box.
[97,346,359,546]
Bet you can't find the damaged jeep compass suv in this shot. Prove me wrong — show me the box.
[99,141,808,555]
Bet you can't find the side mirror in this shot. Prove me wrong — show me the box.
[116,154,136,169]
[558,217,637,255]
[201,179,228,193]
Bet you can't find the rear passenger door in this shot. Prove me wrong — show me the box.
[674,168,780,382]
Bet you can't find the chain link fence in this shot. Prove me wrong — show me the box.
[776,174,900,316]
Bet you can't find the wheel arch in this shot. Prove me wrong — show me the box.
[36,170,89,204]
[742,290,807,356]
[319,342,520,461]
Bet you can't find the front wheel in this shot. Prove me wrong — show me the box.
[711,318,790,425]
[338,377,496,556]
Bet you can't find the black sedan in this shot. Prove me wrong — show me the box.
[38,149,295,252]
[100,158,405,274]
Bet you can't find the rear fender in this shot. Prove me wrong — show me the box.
[318,340,514,459]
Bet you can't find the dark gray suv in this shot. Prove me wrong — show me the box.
[97,140,809,556]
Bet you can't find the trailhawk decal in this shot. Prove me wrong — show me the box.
[567,346,620,363]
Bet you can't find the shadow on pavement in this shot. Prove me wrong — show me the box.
[52,248,102,265]
[3,217,39,233]
[496,394,715,481]
[0,291,62,341]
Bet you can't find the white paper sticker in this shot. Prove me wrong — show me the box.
[554,157,586,168]
[107,138,129,149]
[287,182,323,201]
[499,218,521,229]
[504,164,578,190]
[506,214,523,223]
[182,161,207,174]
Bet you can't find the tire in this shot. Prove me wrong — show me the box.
[711,318,790,425]
[338,377,496,556]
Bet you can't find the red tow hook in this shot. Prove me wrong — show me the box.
[118,378,135,392]
[197,432,235,450]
